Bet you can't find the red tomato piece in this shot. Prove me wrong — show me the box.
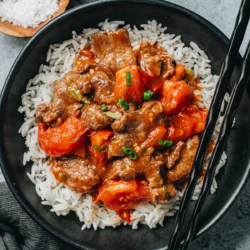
[140,125,167,150]
[159,80,191,115]
[69,137,86,158]
[139,68,163,94]
[95,178,151,223]
[166,105,208,142]
[89,130,114,167]
[170,64,186,81]
[117,210,131,224]
[115,65,146,104]
[38,115,89,157]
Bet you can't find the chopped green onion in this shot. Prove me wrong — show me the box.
[154,178,160,185]
[83,103,87,107]
[93,144,108,153]
[122,147,135,155]
[119,61,123,65]
[122,147,138,160]
[142,148,146,153]
[101,104,107,111]
[129,152,138,160]
[118,98,129,110]
[126,72,133,87]
[144,90,154,100]
[60,174,66,179]
[68,78,76,86]
[163,185,170,197]
[68,88,83,101]
[100,145,108,153]
[104,111,122,119]
[158,139,173,146]
[124,91,136,104]
[88,96,94,101]
[72,137,80,141]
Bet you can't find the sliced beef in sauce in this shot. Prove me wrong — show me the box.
[36,70,116,123]
[109,153,164,188]
[81,104,112,130]
[108,101,167,158]
[89,71,117,104]
[138,41,174,79]
[50,155,99,193]
[91,28,136,73]
[150,183,177,204]
[165,141,185,169]
[167,135,199,183]
[36,72,84,123]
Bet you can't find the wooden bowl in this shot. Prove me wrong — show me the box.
[0,0,69,37]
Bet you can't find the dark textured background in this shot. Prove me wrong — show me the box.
[0,0,250,249]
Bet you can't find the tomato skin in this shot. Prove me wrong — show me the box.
[139,68,163,94]
[170,64,186,81]
[38,115,89,156]
[69,137,86,158]
[95,178,151,223]
[140,125,167,149]
[89,130,114,167]
[117,210,131,224]
[166,105,208,142]
[159,80,191,116]
[115,65,146,104]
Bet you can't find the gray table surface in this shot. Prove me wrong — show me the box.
[1,0,250,249]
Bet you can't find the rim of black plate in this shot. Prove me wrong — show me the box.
[0,0,248,249]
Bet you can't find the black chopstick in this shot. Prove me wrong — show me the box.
[167,0,250,249]
[182,40,250,250]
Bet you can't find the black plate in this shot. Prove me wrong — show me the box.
[1,1,250,249]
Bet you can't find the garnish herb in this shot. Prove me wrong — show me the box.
[68,88,83,101]
[93,144,108,153]
[158,139,173,146]
[144,90,154,100]
[72,137,80,141]
[101,104,107,111]
[142,148,146,153]
[154,178,159,185]
[60,174,66,179]
[119,61,123,65]
[88,96,94,101]
[104,111,122,119]
[118,98,129,110]
[68,78,76,86]
[163,185,170,197]
[122,147,138,160]
[126,72,133,87]
[124,91,138,109]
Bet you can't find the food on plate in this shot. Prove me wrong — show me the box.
[19,20,227,230]
[35,27,207,223]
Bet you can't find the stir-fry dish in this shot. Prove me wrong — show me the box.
[36,28,208,223]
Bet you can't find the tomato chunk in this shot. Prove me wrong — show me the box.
[69,137,86,158]
[166,105,208,142]
[139,125,167,150]
[89,130,114,167]
[159,80,191,115]
[115,65,146,104]
[38,115,89,156]
[139,68,163,94]
[95,178,151,223]
[170,64,185,81]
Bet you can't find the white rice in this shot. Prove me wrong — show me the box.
[18,19,229,230]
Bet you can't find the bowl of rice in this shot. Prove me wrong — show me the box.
[1,0,250,249]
